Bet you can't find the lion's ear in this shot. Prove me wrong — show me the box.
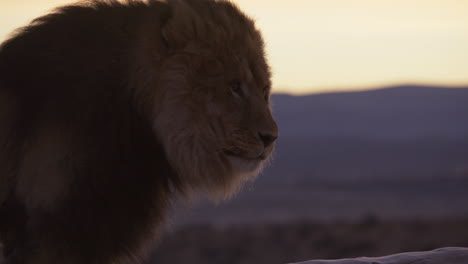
[161,0,207,51]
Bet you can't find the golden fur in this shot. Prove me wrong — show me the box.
[0,0,277,262]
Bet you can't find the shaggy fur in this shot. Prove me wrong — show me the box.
[0,0,277,263]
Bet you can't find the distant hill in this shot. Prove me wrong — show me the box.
[272,85,468,140]
[266,85,468,182]
[171,85,468,226]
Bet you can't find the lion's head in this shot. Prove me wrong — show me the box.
[151,0,278,200]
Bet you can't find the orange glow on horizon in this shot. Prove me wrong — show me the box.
[1,0,468,94]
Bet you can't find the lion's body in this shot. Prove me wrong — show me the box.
[0,2,174,262]
[0,0,277,263]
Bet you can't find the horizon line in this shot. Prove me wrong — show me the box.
[272,83,468,96]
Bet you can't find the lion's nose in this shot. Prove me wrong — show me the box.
[258,131,278,148]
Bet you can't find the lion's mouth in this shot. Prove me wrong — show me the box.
[223,149,267,161]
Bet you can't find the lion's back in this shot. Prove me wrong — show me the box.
[0,0,170,208]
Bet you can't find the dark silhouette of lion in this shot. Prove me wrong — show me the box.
[0,0,278,263]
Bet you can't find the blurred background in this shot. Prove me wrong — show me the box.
[1,0,468,263]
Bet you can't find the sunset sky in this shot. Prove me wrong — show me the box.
[1,0,467,94]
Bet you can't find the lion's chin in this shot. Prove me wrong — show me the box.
[223,147,274,181]
[227,156,264,180]
[200,156,264,202]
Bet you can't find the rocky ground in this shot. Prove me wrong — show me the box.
[149,218,468,264]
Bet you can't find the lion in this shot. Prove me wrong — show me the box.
[0,0,278,263]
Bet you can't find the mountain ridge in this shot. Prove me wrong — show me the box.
[272,84,468,97]
[271,85,468,140]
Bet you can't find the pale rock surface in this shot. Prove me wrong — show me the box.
[291,247,468,264]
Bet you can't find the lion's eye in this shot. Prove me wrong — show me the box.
[230,80,243,97]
